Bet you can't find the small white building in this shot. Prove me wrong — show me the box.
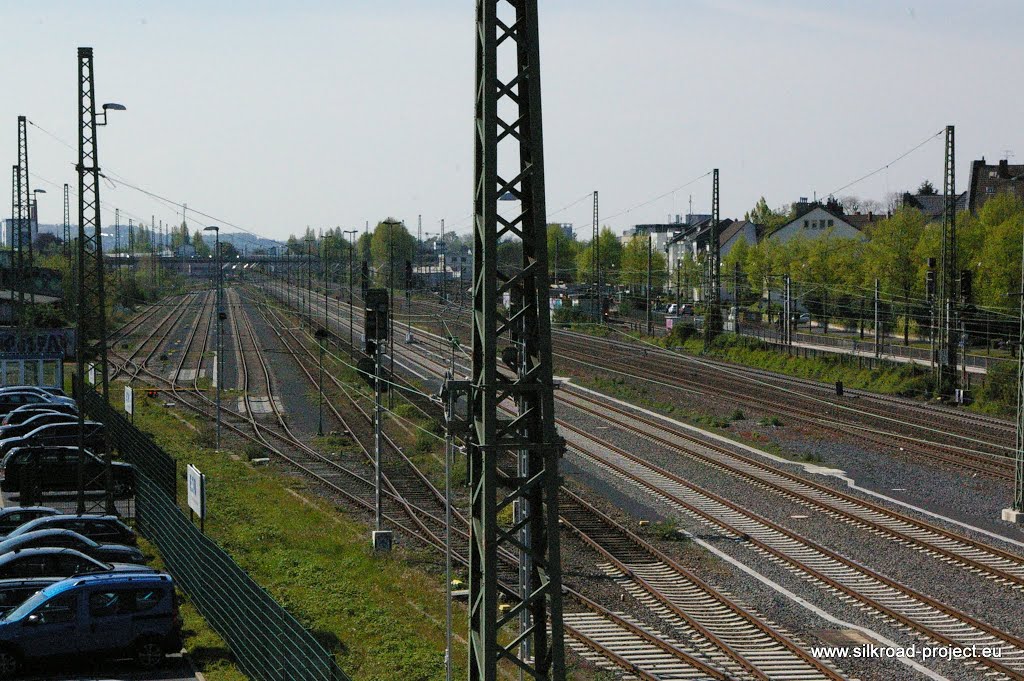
[767,201,866,244]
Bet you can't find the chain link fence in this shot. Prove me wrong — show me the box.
[83,389,350,681]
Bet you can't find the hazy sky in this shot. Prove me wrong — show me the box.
[2,0,1022,243]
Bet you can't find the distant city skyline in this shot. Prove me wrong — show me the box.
[2,1,1022,244]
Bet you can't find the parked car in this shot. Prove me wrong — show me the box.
[0,572,181,676]
[6,516,136,547]
[0,530,145,565]
[2,404,78,427]
[0,421,106,457]
[0,387,67,399]
[0,579,61,617]
[0,509,59,536]
[0,413,78,441]
[0,394,56,417]
[0,388,75,409]
[1,447,134,498]
[0,548,154,580]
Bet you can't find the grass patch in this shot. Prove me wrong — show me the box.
[129,397,469,681]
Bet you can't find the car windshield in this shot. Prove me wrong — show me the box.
[5,589,50,621]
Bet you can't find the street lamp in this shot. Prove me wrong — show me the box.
[204,225,222,451]
[27,188,46,306]
[305,235,315,326]
[344,229,358,352]
[315,327,329,437]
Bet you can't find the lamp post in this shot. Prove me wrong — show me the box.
[344,230,358,352]
[315,327,328,437]
[323,234,332,332]
[27,188,46,307]
[305,235,315,327]
[204,225,222,451]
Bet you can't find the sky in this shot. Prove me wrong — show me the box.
[2,0,1023,244]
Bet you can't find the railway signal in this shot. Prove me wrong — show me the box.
[364,288,391,552]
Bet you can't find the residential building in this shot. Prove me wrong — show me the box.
[766,199,866,244]
[968,158,1024,213]
[901,191,969,221]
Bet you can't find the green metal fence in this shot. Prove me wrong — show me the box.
[83,389,350,681]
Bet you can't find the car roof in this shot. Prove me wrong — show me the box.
[0,507,58,516]
[15,514,125,533]
[0,547,94,563]
[41,572,173,597]
[0,577,61,586]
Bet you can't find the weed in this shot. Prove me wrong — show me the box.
[729,408,745,421]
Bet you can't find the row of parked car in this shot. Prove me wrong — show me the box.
[0,506,181,677]
[0,386,134,499]
[0,386,173,677]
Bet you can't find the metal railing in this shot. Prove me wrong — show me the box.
[83,389,350,681]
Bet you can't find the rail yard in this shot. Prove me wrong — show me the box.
[2,3,1023,681]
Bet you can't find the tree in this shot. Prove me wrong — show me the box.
[863,207,926,344]
[744,197,790,235]
[917,180,937,196]
[575,227,622,285]
[619,235,667,292]
[34,233,62,257]
[838,195,883,214]
[547,225,577,283]
[370,219,416,288]
[193,230,210,257]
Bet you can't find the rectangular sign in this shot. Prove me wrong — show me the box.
[0,329,76,358]
[124,386,134,415]
[87,363,96,386]
[187,464,206,519]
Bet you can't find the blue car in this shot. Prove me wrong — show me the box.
[0,572,182,677]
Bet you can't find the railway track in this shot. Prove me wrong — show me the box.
[394,294,1018,477]
[253,282,854,679]
[555,389,1024,590]
[264,280,1024,679]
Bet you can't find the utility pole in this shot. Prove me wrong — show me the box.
[1006,228,1024,524]
[937,124,958,398]
[203,226,223,451]
[345,229,357,352]
[114,209,121,282]
[733,262,741,335]
[440,218,446,304]
[874,278,880,357]
[63,183,70,261]
[646,234,652,335]
[469,1,565,678]
[17,116,35,296]
[75,46,121,515]
[703,168,721,350]
[592,190,600,322]
[12,165,25,323]
[784,275,792,345]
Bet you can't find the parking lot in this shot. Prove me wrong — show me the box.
[17,654,196,680]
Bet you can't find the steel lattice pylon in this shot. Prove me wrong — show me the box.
[703,168,721,348]
[17,117,33,293]
[10,165,24,320]
[1016,240,1024,511]
[469,1,565,679]
[76,47,113,515]
[936,125,957,397]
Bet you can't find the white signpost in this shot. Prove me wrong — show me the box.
[87,363,96,386]
[124,386,134,423]
[187,464,207,532]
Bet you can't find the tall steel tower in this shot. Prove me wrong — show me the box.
[936,125,957,397]
[592,190,599,321]
[703,168,721,349]
[469,1,565,679]
[17,117,33,280]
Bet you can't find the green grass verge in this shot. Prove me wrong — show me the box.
[129,393,467,681]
